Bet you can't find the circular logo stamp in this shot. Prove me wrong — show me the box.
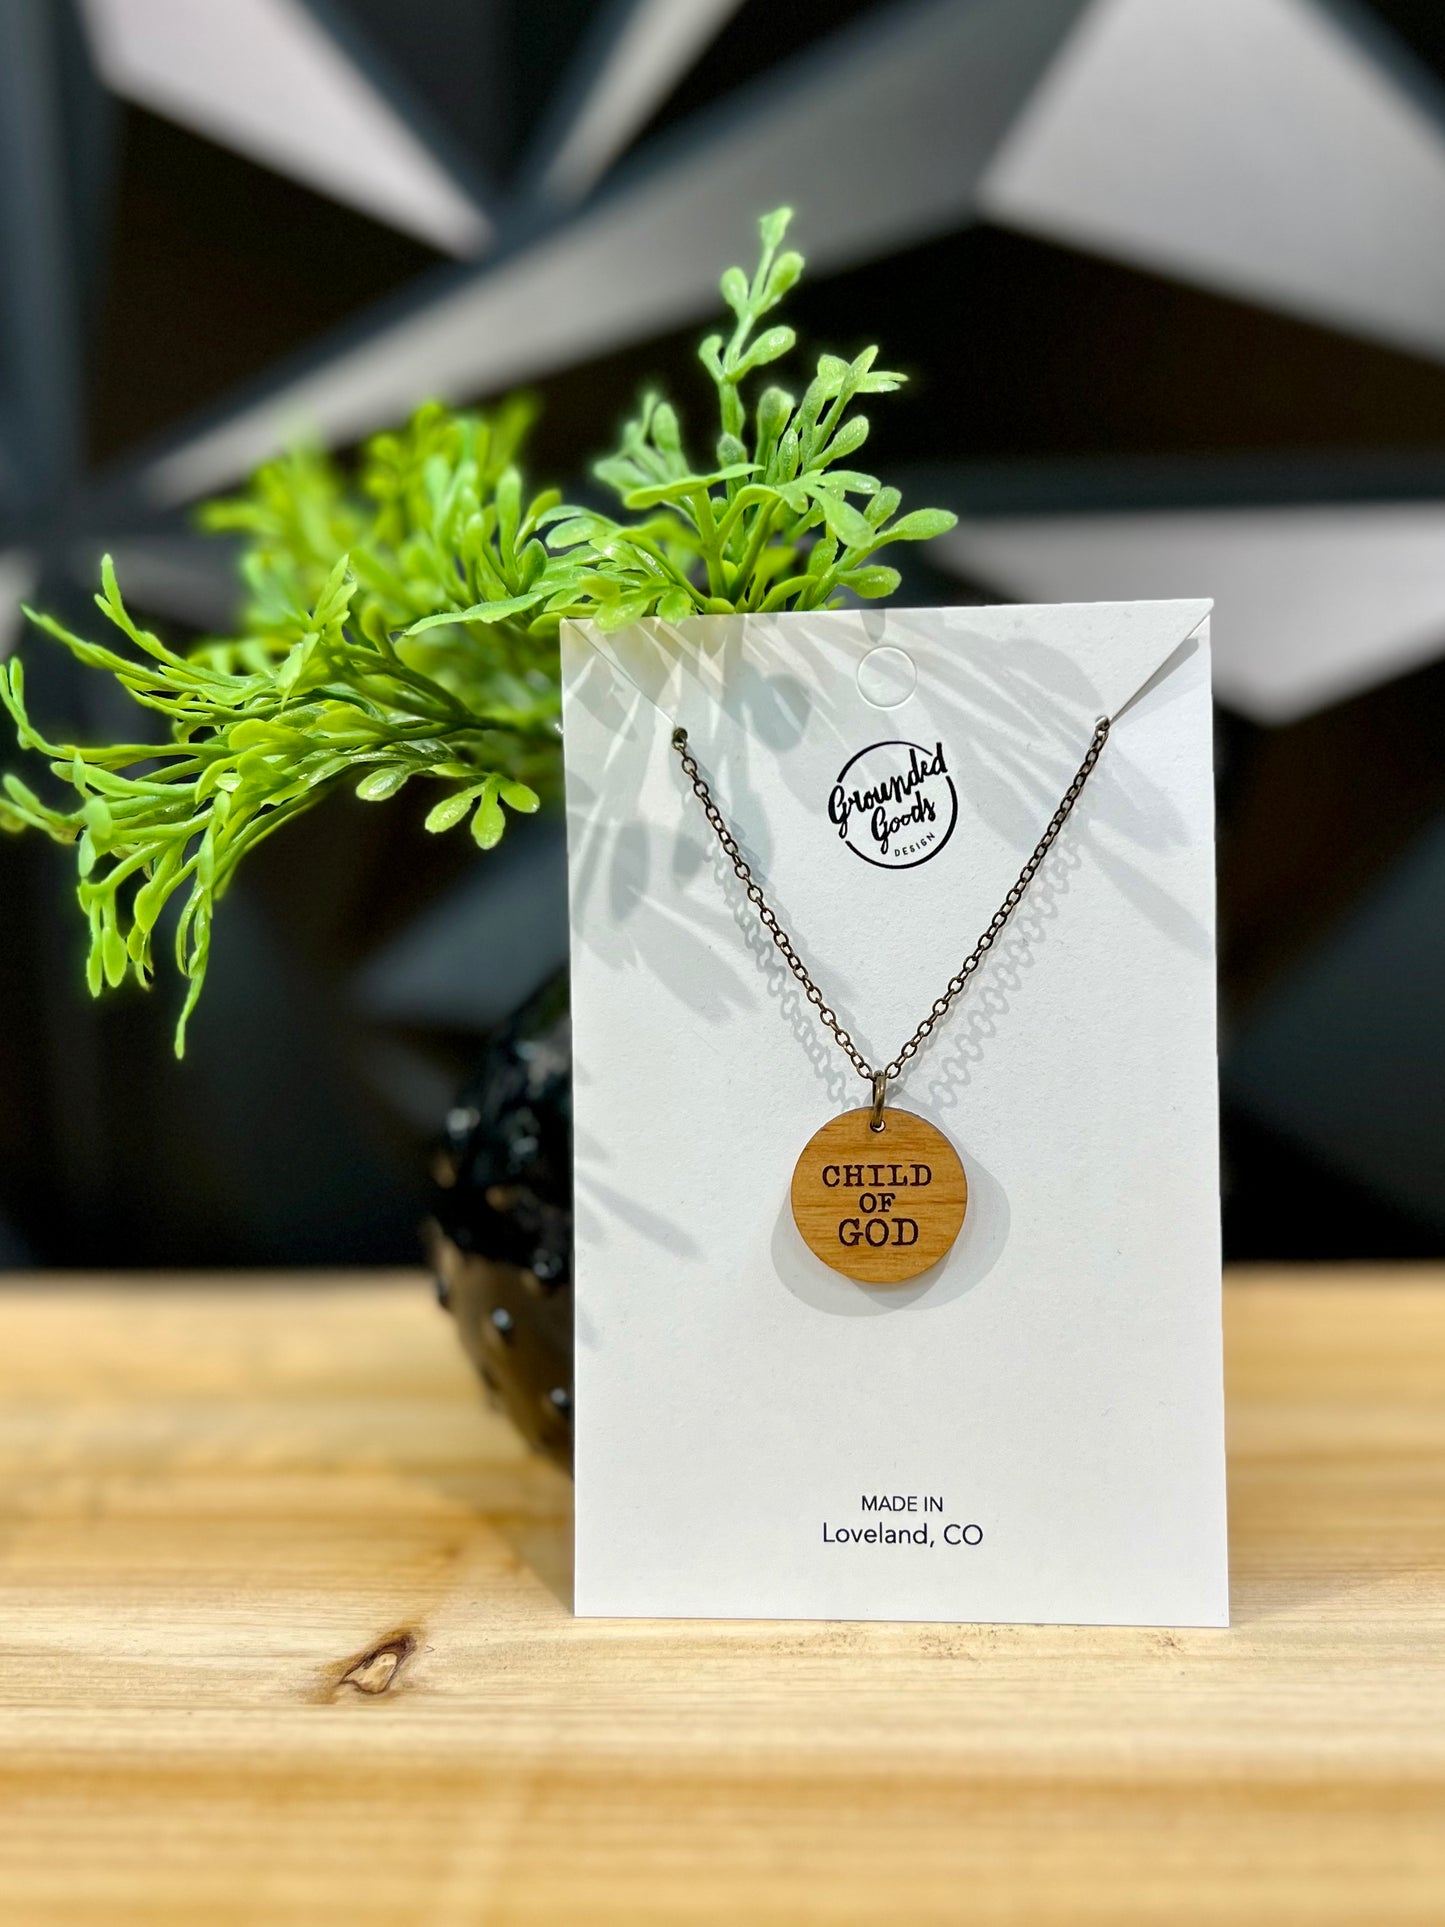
[826,739,957,870]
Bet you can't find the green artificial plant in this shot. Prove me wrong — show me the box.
[1,209,955,1054]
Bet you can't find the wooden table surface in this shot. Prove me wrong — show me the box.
[0,1269,1441,1924]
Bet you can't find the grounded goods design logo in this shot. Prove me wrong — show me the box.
[826,739,957,869]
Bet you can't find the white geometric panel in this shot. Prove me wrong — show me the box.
[935,502,1445,721]
[141,0,1086,503]
[79,0,489,256]
[95,535,242,631]
[0,552,36,657]
[353,824,570,1032]
[980,0,1445,362]
[536,0,745,206]
[1227,811,1445,1226]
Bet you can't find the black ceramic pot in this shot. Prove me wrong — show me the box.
[427,970,574,1470]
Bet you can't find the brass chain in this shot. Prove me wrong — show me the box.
[670,716,1111,1100]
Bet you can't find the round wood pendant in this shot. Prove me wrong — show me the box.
[790,1107,968,1284]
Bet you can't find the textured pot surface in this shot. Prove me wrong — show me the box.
[428,971,573,1470]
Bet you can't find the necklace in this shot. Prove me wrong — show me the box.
[671,715,1112,1284]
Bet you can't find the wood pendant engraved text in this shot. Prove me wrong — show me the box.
[790,1107,967,1284]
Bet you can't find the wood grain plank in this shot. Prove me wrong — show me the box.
[0,1267,1440,1924]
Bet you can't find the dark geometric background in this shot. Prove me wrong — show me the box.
[2,0,1442,1268]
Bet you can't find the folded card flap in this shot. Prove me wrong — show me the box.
[1041,597,1213,721]
[563,596,1213,741]
[885,597,1210,727]
[560,614,733,727]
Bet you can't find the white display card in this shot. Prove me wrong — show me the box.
[561,602,1227,1627]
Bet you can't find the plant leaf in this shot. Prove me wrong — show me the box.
[735,327,795,378]
[622,463,757,510]
[471,777,505,849]
[840,565,901,599]
[424,786,482,833]
[401,590,545,634]
[758,206,792,253]
[881,508,959,541]
[811,488,875,551]
[355,767,410,801]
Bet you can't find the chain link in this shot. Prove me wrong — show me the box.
[671,716,1111,1094]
